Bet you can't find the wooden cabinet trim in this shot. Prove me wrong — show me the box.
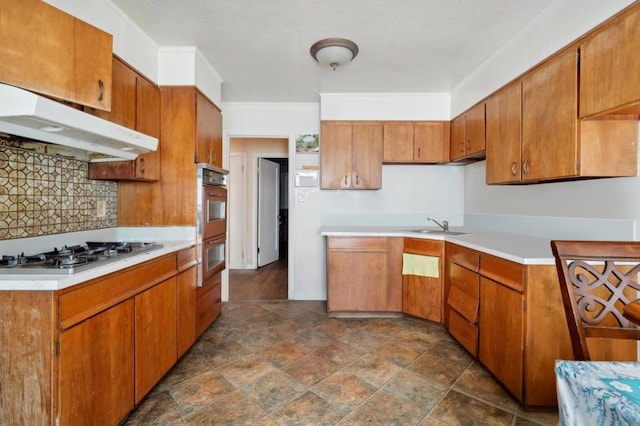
[479,254,525,292]
[177,246,197,272]
[404,238,443,256]
[327,236,387,251]
[196,279,221,337]
[446,243,480,271]
[448,308,478,356]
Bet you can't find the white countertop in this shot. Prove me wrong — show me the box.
[0,240,194,291]
[320,225,556,265]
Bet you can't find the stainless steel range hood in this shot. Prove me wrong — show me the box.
[0,83,158,160]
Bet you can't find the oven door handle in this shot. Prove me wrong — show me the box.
[204,236,225,246]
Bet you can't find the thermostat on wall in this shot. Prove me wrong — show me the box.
[295,170,318,187]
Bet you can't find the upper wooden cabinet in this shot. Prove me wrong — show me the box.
[383,121,449,163]
[321,121,383,190]
[450,103,486,162]
[195,91,223,167]
[0,0,112,110]
[88,57,161,181]
[580,3,640,118]
[486,48,637,184]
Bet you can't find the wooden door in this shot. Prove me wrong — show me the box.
[58,300,134,425]
[414,122,446,163]
[320,121,352,189]
[135,75,161,180]
[177,266,197,357]
[134,278,177,402]
[450,115,466,160]
[479,277,524,401]
[351,122,383,189]
[465,103,486,157]
[522,49,578,182]
[580,4,640,117]
[383,122,414,162]
[196,91,215,164]
[485,82,522,184]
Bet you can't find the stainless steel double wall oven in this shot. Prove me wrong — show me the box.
[196,164,228,286]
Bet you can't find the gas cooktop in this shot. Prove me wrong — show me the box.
[0,242,164,274]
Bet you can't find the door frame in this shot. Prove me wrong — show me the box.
[228,152,246,269]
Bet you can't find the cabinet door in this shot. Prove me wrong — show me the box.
[580,5,640,117]
[450,115,466,160]
[465,103,486,157]
[383,122,414,162]
[522,49,578,181]
[177,266,197,357]
[196,91,218,165]
[351,122,383,189]
[88,57,136,127]
[59,299,134,425]
[134,75,161,180]
[211,105,223,168]
[0,0,111,110]
[414,122,446,163]
[321,122,353,189]
[485,82,522,184]
[479,277,524,401]
[135,278,177,403]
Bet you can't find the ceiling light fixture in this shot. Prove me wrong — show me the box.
[310,38,359,71]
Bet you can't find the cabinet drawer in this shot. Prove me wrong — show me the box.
[447,243,479,271]
[196,280,221,336]
[177,246,197,272]
[59,254,177,330]
[448,263,480,323]
[449,308,478,356]
[404,238,443,256]
[480,254,524,292]
[328,237,387,251]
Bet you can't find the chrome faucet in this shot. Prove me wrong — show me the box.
[428,217,449,232]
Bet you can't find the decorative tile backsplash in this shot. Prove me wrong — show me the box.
[0,139,117,240]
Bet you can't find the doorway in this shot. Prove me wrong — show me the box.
[228,137,289,300]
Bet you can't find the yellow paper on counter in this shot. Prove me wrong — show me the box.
[402,253,439,278]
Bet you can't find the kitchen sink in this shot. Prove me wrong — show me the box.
[410,229,469,236]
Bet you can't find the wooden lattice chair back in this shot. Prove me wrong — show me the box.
[551,240,640,360]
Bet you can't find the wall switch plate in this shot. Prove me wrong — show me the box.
[296,192,305,203]
[96,200,107,218]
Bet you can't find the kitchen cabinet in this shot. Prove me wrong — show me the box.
[445,243,480,356]
[0,0,112,110]
[326,237,402,314]
[402,238,444,322]
[450,102,485,162]
[119,86,221,226]
[197,272,222,337]
[0,248,209,424]
[580,2,640,118]
[196,91,223,167]
[383,121,449,163]
[59,300,135,425]
[88,56,161,181]
[320,121,383,189]
[486,48,637,184]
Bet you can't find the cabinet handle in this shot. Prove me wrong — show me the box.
[511,162,517,176]
[522,159,530,175]
[98,79,104,102]
[466,140,470,152]
[459,141,465,154]
[417,147,421,159]
[343,175,348,187]
[354,174,359,186]
[139,157,145,173]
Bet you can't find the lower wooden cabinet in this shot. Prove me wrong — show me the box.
[196,272,222,337]
[326,237,402,313]
[402,238,444,321]
[58,299,135,425]
[0,247,209,425]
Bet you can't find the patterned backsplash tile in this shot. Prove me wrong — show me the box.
[0,139,117,240]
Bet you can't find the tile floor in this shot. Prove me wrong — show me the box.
[125,301,559,425]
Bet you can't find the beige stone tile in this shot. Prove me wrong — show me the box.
[258,340,307,368]
[372,341,423,367]
[269,392,345,425]
[123,391,190,425]
[407,351,471,388]
[217,354,274,388]
[241,370,307,413]
[168,371,235,415]
[283,353,340,387]
[423,390,513,425]
[391,326,447,351]
[153,352,213,392]
[337,329,390,352]
[231,330,281,352]
[267,319,304,340]
[313,340,366,367]
[346,391,428,425]
[360,318,406,337]
[514,405,559,425]
[312,371,377,413]
[341,353,402,387]
[198,341,252,368]
[189,391,267,425]
[289,329,336,351]
[452,361,518,413]
[383,370,448,411]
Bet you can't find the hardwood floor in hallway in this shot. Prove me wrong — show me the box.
[229,256,288,300]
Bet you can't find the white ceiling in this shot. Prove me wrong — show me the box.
[112,0,557,103]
